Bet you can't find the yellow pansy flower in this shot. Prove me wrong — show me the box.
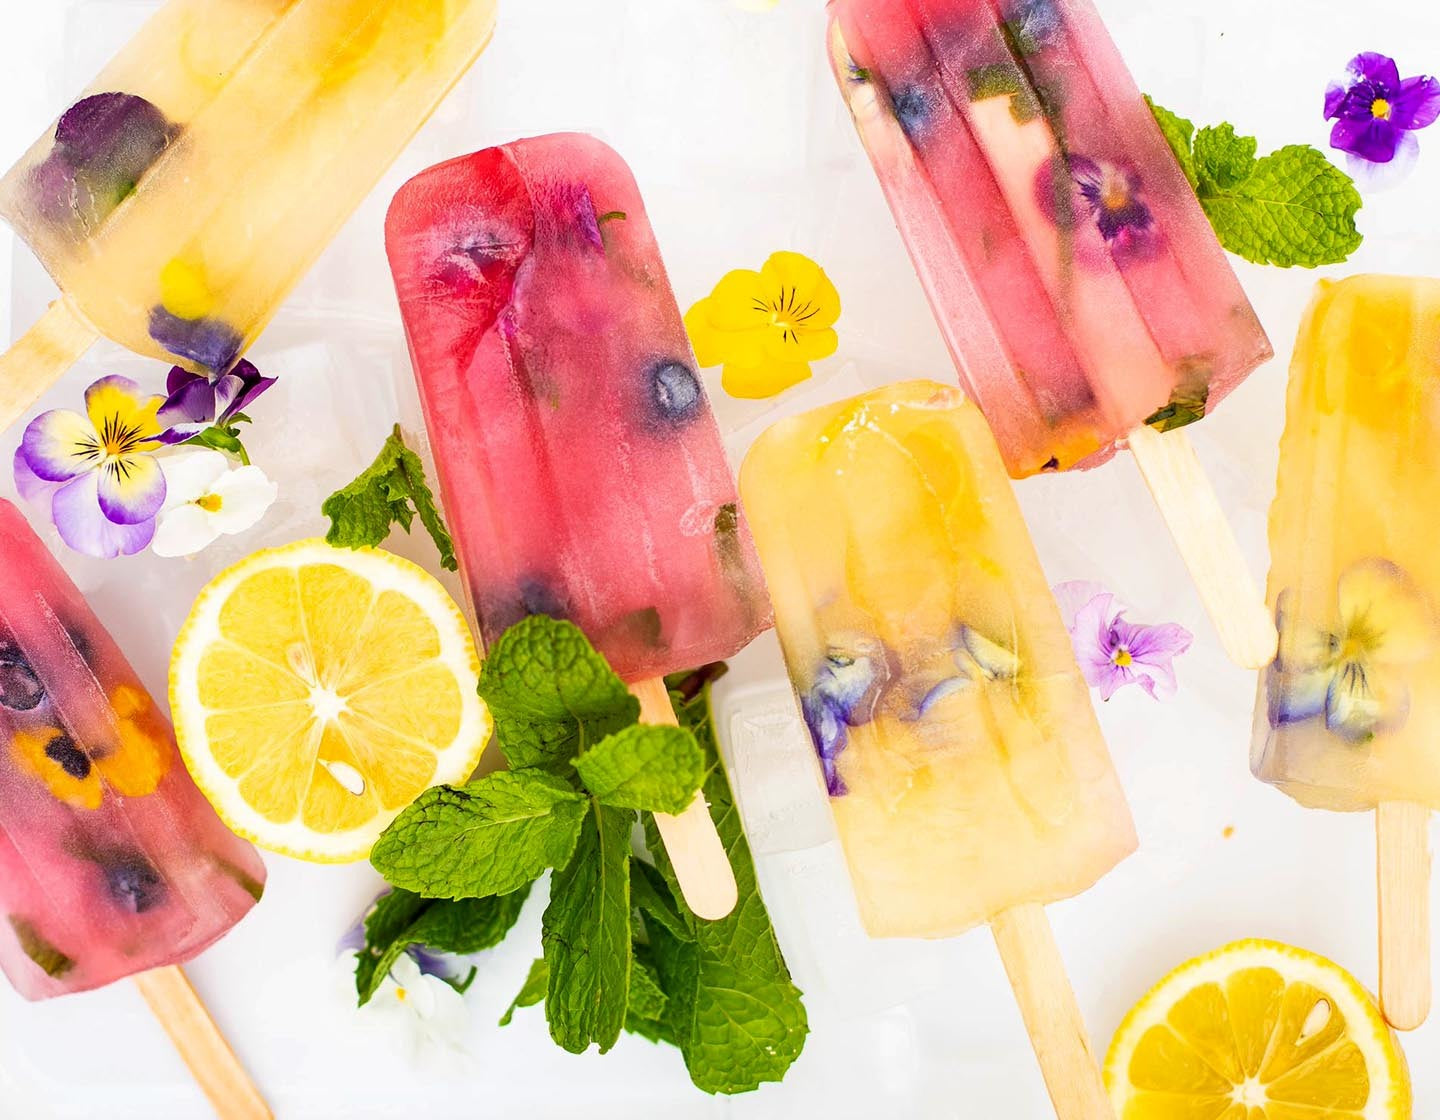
[684,251,841,400]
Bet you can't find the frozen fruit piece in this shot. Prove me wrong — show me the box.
[0,658,44,711]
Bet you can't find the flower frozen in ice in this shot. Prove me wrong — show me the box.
[1057,581,1193,701]
[151,450,277,558]
[1038,156,1162,268]
[14,375,167,558]
[1267,559,1435,743]
[685,251,841,399]
[799,633,887,796]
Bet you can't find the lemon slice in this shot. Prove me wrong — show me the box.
[171,540,489,862]
[1105,939,1411,1120]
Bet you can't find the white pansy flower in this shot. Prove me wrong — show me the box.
[152,450,277,558]
[361,952,471,1060]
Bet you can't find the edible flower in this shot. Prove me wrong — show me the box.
[151,450,278,558]
[156,360,277,462]
[799,634,887,796]
[1267,559,1435,742]
[149,258,244,372]
[1038,156,1161,268]
[1324,52,1440,175]
[1057,581,1193,701]
[684,251,840,400]
[14,375,167,558]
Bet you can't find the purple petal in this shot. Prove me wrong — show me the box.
[13,449,57,504]
[19,409,99,483]
[214,361,277,421]
[1391,74,1440,131]
[1053,580,1109,631]
[51,474,154,558]
[156,372,217,428]
[1094,663,1133,702]
[1068,591,1120,670]
[96,455,166,525]
[1330,117,1403,163]
[1347,52,1401,93]
[1116,619,1194,666]
[148,308,244,373]
[1323,80,1349,120]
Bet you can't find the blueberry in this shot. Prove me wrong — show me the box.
[42,735,90,781]
[519,577,568,620]
[890,85,932,144]
[148,307,244,373]
[648,361,702,427]
[0,658,44,711]
[102,854,166,914]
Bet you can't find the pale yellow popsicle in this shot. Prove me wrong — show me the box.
[740,380,1136,939]
[0,0,497,401]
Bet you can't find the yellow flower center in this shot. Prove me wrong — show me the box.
[96,413,153,460]
[1372,97,1391,120]
[395,987,408,1002]
[1112,648,1133,668]
[1100,174,1131,212]
[196,493,224,513]
[760,287,821,346]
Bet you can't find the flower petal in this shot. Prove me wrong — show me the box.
[706,269,772,331]
[51,474,154,558]
[151,503,221,558]
[761,251,842,329]
[960,624,1021,680]
[683,299,728,369]
[1337,557,1436,665]
[84,375,163,445]
[12,449,56,504]
[207,466,278,534]
[19,409,100,482]
[1330,116,1402,163]
[157,371,217,428]
[216,360,277,420]
[1347,52,1402,94]
[762,324,838,364]
[720,358,812,399]
[1267,666,1330,727]
[1118,619,1194,666]
[96,455,166,525]
[1391,74,1440,131]
[158,449,231,510]
[1052,581,1109,631]
[1325,662,1391,742]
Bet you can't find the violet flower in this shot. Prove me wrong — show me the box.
[1056,581,1192,701]
[1037,156,1161,268]
[156,360,276,448]
[799,634,888,796]
[1325,52,1440,167]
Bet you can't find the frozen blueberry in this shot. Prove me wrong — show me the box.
[148,307,244,373]
[42,734,91,781]
[0,658,44,711]
[102,854,166,914]
[890,85,933,144]
[518,577,569,621]
[648,361,702,427]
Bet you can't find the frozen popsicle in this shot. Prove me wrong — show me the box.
[828,0,1276,668]
[1253,275,1440,1031]
[0,0,499,431]
[0,498,269,1116]
[386,133,773,920]
[739,379,1135,1115]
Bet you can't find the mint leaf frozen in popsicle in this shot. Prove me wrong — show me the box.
[1146,97,1362,267]
[322,424,457,570]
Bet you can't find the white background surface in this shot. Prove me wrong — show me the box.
[0,0,1439,1116]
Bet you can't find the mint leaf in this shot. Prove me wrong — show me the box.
[541,801,633,1054]
[478,616,638,773]
[1199,145,1363,268]
[1146,98,1362,267]
[640,685,808,1094]
[625,947,673,1044]
[370,771,587,899]
[1145,95,1196,189]
[575,725,705,815]
[631,860,692,944]
[10,917,74,979]
[1193,123,1257,193]
[355,886,530,1005]
[322,424,457,570]
[500,958,549,1027]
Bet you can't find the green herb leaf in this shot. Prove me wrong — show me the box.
[355,886,530,1005]
[370,771,587,899]
[322,424,457,570]
[500,958,549,1027]
[640,687,808,1094]
[625,946,674,1044]
[1147,98,1362,267]
[541,801,633,1054]
[10,917,74,979]
[631,859,692,944]
[478,616,639,773]
[575,724,705,815]
[181,425,250,465]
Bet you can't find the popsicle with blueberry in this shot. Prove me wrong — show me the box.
[385,134,773,920]
[0,0,499,431]
[828,0,1277,669]
[1253,276,1440,1031]
[739,380,1135,1117]
[0,498,270,1118]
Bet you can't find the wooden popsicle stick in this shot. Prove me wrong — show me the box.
[132,966,273,1120]
[632,676,739,921]
[1377,800,1431,1031]
[1125,424,1277,670]
[991,904,1114,1120]
[0,298,99,434]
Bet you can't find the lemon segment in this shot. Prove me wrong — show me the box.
[1105,940,1411,1120]
[171,540,490,862]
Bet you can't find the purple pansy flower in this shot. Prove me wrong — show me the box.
[156,360,277,445]
[1037,156,1161,268]
[1056,581,1192,701]
[14,376,168,559]
[799,634,888,796]
[1325,52,1440,167]
[148,308,246,374]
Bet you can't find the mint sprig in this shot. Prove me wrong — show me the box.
[322,425,457,570]
[359,615,807,1093]
[1147,97,1362,268]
